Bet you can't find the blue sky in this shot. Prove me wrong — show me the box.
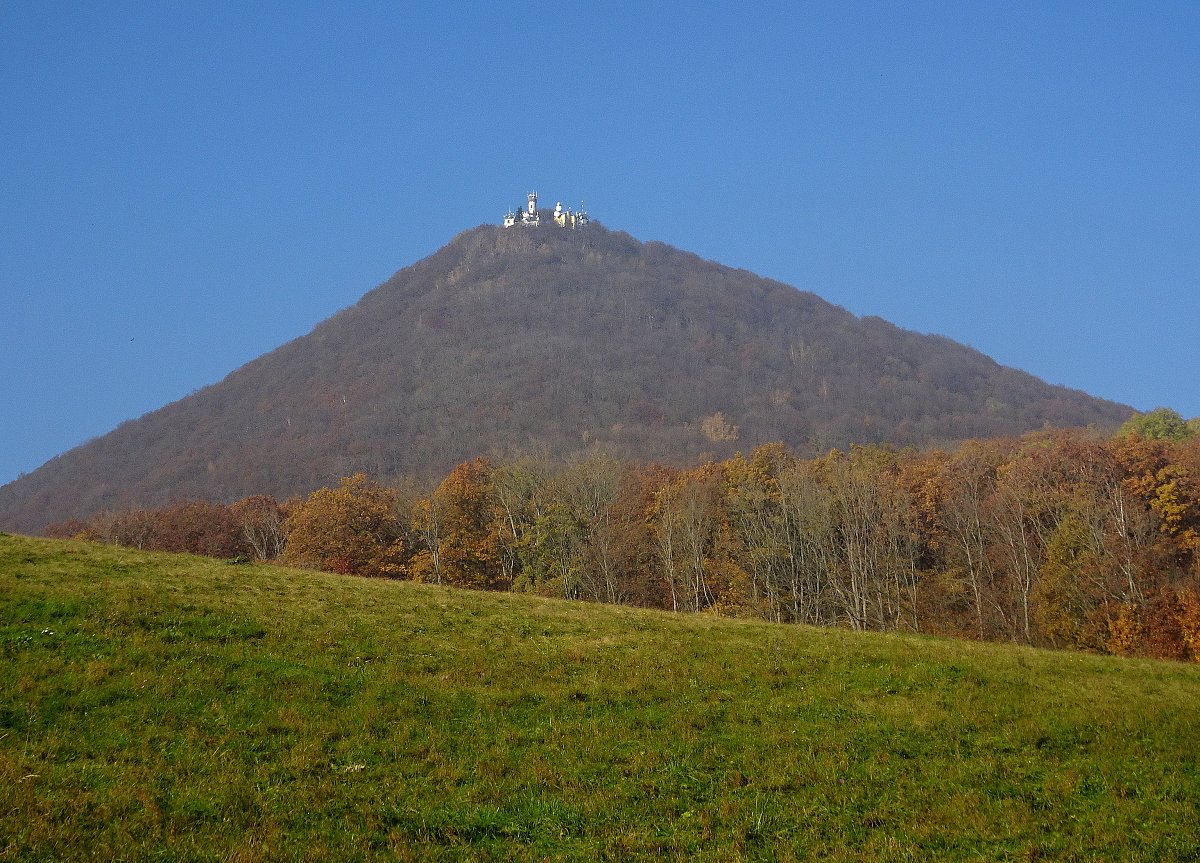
[2,2,1198,486]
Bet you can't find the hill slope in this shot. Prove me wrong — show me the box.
[0,221,1131,532]
[2,533,1198,860]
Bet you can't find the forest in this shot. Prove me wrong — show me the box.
[47,409,1200,662]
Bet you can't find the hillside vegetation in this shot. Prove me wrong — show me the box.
[0,220,1131,533]
[3,533,1198,861]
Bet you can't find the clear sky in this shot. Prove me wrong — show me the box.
[2,2,1197,486]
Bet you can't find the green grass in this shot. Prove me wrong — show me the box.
[2,533,1198,861]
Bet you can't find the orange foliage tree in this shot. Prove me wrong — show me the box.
[282,473,406,577]
[409,458,506,590]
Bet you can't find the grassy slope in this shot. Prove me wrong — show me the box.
[2,534,1198,862]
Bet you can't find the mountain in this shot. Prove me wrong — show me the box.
[0,219,1131,533]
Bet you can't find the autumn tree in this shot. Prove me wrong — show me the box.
[721,447,788,620]
[512,498,586,598]
[147,500,243,558]
[923,441,1011,639]
[774,457,840,626]
[491,456,552,589]
[556,454,626,603]
[408,494,445,585]
[987,432,1161,648]
[988,438,1071,644]
[409,458,506,590]
[607,463,674,608]
[282,473,406,577]
[654,463,726,613]
[720,444,836,624]
[1033,506,1103,649]
[506,457,668,605]
[813,446,921,632]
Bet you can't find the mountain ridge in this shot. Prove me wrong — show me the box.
[0,220,1132,533]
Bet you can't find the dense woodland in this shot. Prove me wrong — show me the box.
[48,410,1200,662]
[1,220,1130,533]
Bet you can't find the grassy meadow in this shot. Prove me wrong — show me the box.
[2,532,1198,861]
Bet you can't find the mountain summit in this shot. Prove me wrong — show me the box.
[0,220,1130,532]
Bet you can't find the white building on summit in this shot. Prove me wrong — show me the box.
[503,192,588,229]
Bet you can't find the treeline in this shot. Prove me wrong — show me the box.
[48,418,1200,661]
[46,495,287,562]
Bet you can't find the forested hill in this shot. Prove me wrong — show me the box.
[0,219,1131,533]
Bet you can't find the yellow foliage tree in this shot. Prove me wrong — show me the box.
[1106,602,1143,656]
